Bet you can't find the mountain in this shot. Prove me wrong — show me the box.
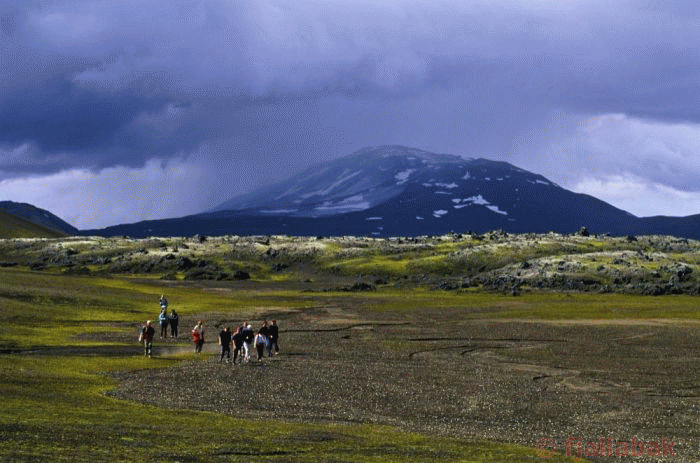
[0,201,78,236]
[212,146,464,216]
[84,145,700,239]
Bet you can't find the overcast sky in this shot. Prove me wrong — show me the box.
[2,0,700,229]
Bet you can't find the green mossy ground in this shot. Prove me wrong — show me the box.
[0,266,590,462]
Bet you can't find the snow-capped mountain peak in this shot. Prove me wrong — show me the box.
[212,145,528,219]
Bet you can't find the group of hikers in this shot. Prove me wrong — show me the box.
[217,320,280,364]
[157,295,179,338]
[139,295,280,362]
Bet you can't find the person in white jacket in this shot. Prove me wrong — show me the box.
[242,323,254,363]
[254,330,268,362]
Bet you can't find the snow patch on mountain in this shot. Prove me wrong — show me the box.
[422,181,458,189]
[486,205,508,215]
[451,195,509,215]
[314,194,370,213]
[454,195,489,206]
[275,185,302,200]
[395,169,415,184]
[260,209,298,214]
[301,170,362,198]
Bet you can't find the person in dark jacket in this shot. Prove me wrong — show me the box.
[259,320,271,357]
[169,309,179,338]
[268,319,279,355]
[232,326,245,365]
[219,326,232,362]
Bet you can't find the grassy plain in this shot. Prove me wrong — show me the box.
[2,233,700,461]
[0,268,586,462]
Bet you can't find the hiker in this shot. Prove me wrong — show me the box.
[254,327,268,362]
[268,319,279,355]
[219,326,232,362]
[259,320,272,357]
[158,308,169,338]
[232,326,245,365]
[192,320,205,353]
[169,309,179,338]
[159,294,168,309]
[139,320,155,358]
[242,322,254,363]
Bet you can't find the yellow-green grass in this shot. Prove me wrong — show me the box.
[324,254,411,278]
[0,210,67,239]
[485,292,700,320]
[0,270,308,350]
[323,288,700,321]
[318,238,644,280]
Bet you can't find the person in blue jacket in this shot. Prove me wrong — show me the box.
[158,308,169,338]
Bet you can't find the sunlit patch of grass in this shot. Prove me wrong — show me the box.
[344,289,700,321]
[324,254,411,278]
[265,272,303,283]
[0,270,309,350]
[468,293,700,320]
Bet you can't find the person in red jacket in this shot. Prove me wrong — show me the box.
[139,320,155,358]
[192,320,205,353]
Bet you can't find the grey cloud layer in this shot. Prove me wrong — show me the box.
[2,0,700,221]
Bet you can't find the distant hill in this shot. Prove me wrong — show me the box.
[83,145,700,239]
[0,201,77,238]
[0,209,67,238]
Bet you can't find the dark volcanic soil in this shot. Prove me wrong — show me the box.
[107,304,700,463]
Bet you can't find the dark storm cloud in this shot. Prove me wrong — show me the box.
[5,0,700,168]
[3,0,700,226]
[0,73,176,168]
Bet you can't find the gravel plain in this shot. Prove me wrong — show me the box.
[106,301,700,463]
